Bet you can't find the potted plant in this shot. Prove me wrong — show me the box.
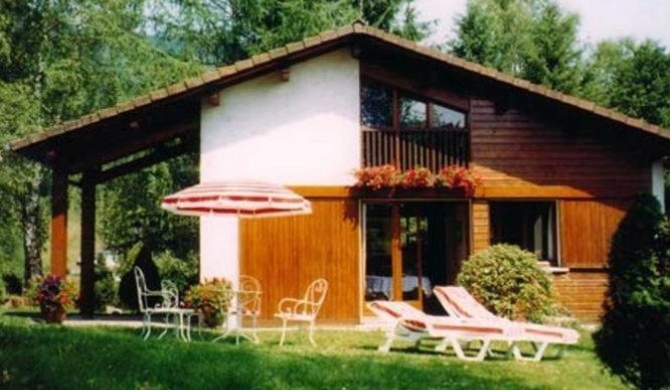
[352,164,482,196]
[27,275,78,324]
[400,166,435,188]
[352,164,400,189]
[184,278,233,328]
[436,165,482,195]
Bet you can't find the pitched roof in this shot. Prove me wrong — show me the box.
[11,23,670,161]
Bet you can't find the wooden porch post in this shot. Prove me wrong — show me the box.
[51,169,68,278]
[79,172,97,317]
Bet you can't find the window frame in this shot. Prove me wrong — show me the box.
[489,200,560,266]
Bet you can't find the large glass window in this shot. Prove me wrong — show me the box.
[361,80,393,128]
[399,96,427,130]
[360,79,466,130]
[490,201,557,263]
[431,104,466,129]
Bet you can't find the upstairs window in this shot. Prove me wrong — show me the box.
[361,81,393,129]
[361,79,466,131]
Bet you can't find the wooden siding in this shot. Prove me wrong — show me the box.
[559,200,628,268]
[470,98,651,198]
[240,197,360,324]
[471,201,490,252]
[553,270,608,322]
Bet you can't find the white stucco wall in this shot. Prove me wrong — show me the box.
[199,49,360,282]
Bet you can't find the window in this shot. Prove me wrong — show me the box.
[490,202,557,263]
[360,79,466,130]
[361,80,393,128]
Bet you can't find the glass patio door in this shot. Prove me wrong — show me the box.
[364,203,448,308]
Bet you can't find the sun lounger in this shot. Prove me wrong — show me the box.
[432,285,580,361]
[367,300,516,361]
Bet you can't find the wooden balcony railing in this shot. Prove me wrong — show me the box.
[362,128,470,171]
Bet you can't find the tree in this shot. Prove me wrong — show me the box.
[99,156,199,259]
[579,39,636,107]
[522,2,583,94]
[450,0,538,75]
[608,40,670,127]
[449,0,586,95]
[147,0,431,66]
[594,194,670,390]
[0,82,44,286]
[0,0,201,286]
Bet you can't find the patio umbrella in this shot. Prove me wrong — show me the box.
[161,180,312,217]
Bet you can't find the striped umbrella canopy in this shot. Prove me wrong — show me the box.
[161,181,312,218]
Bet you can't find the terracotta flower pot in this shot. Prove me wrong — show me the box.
[200,305,224,328]
[41,304,67,324]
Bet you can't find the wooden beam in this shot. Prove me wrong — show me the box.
[51,169,68,278]
[475,185,599,199]
[67,120,199,174]
[79,171,97,317]
[94,137,198,184]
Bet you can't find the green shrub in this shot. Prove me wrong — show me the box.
[456,244,559,322]
[94,254,118,312]
[154,250,199,296]
[117,242,161,311]
[594,193,670,390]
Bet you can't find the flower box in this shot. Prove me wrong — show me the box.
[351,165,480,197]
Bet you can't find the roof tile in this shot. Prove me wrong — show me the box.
[98,107,118,119]
[131,95,152,108]
[234,59,254,72]
[285,41,305,54]
[351,23,365,34]
[185,75,205,89]
[149,89,169,101]
[201,70,220,83]
[166,81,187,96]
[251,52,271,65]
[268,47,288,60]
[302,35,322,48]
[335,25,355,36]
[116,100,135,114]
[218,65,236,78]
[318,30,337,42]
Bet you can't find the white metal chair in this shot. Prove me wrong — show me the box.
[275,278,328,346]
[134,267,188,340]
[214,275,262,344]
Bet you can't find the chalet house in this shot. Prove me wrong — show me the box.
[12,24,670,323]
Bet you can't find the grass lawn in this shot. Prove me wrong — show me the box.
[0,311,624,390]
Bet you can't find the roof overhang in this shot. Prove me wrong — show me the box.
[11,23,670,174]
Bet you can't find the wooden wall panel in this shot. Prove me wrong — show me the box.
[471,201,490,253]
[553,271,608,321]
[559,200,628,268]
[241,197,360,324]
[470,99,651,198]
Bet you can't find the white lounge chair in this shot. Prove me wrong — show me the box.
[432,285,580,361]
[367,300,518,361]
[275,278,328,346]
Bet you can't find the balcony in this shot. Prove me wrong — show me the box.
[361,127,470,171]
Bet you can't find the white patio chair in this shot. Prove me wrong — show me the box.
[275,278,328,346]
[214,275,262,344]
[134,267,184,340]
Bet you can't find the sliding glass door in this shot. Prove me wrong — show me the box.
[364,202,468,311]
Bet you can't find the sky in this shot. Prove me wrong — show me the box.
[414,0,670,49]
